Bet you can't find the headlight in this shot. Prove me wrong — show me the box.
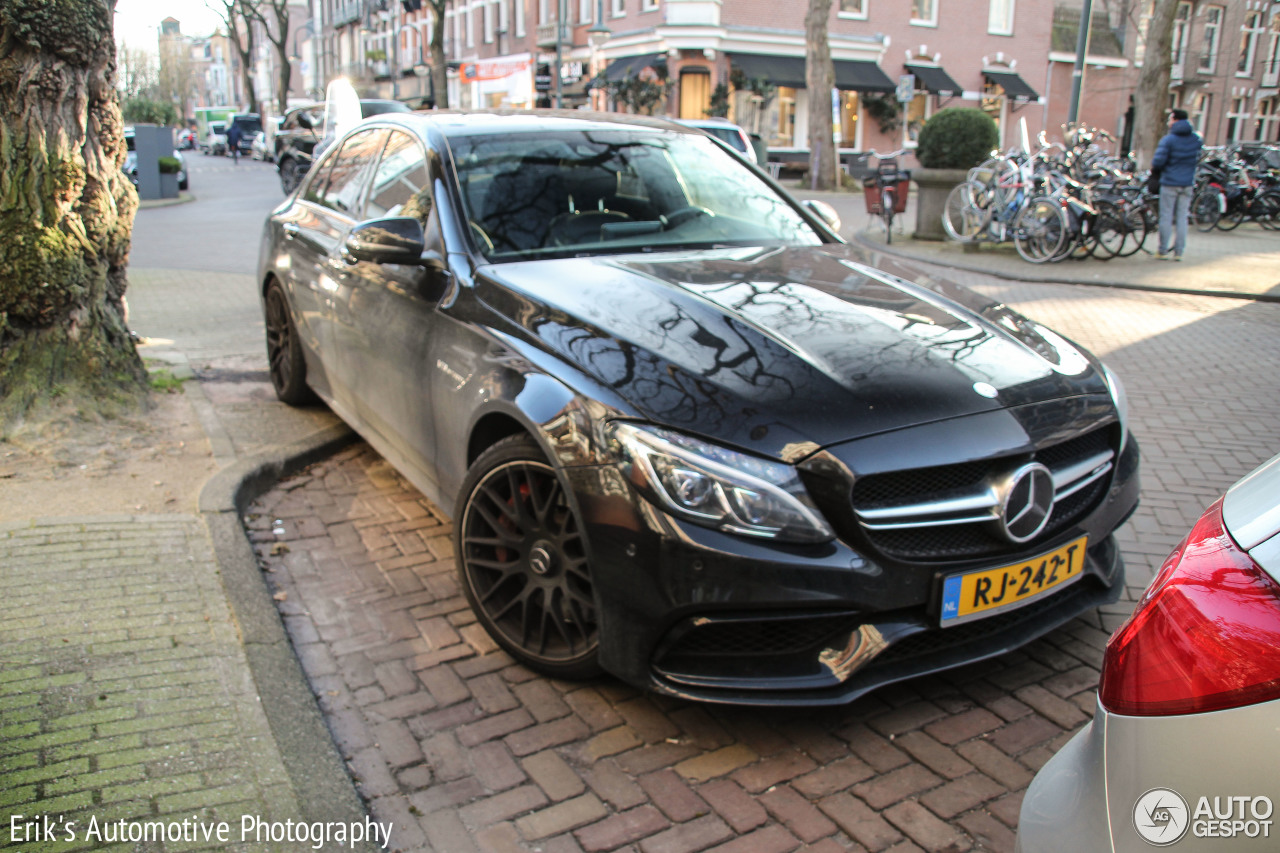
[607,422,834,544]
[1103,363,1129,453]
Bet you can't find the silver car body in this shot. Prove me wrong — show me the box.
[1017,452,1280,852]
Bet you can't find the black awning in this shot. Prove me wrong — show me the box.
[728,53,806,89]
[905,63,963,97]
[833,60,894,93]
[603,54,664,82]
[984,70,1039,101]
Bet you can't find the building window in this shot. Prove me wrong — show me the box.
[1171,2,1191,67]
[1226,96,1250,142]
[466,2,475,47]
[1239,11,1263,76]
[1200,6,1222,73]
[580,0,591,23]
[611,0,624,17]
[1265,18,1280,84]
[1255,97,1277,141]
[911,0,937,26]
[838,0,867,20]
[641,0,657,11]
[981,77,1004,141]
[988,0,1013,35]
[771,87,796,148]
[1190,92,1211,133]
[484,1,494,43]
[516,0,525,36]
[539,0,549,26]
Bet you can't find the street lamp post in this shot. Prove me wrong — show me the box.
[587,0,610,110]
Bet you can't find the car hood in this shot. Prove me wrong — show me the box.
[474,245,1108,459]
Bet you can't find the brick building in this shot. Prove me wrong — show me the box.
[299,0,1280,167]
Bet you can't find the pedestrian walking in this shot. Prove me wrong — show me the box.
[226,122,242,164]
[1151,108,1203,261]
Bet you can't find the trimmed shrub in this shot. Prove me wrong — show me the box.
[916,108,999,169]
[158,156,182,174]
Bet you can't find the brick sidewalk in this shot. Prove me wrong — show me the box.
[245,283,1280,852]
[0,516,300,851]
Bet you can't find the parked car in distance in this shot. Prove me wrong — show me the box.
[258,110,1139,705]
[123,126,188,190]
[176,128,195,150]
[1017,451,1280,852]
[275,99,411,194]
[672,117,764,165]
[203,121,227,155]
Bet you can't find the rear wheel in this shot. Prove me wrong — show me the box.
[1192,186,1222,231]
[1090,200,1127,259]
[264,282,314,405]
[455,435,602,679]
[1255,191,1280,230]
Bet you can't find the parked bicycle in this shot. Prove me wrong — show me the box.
[863,149,911,244]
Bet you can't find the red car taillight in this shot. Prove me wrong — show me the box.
[1099,498,1280,716]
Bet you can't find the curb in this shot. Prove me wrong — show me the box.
[138,191,197,209]
[850,232,1280,303]
[196,422,379,850]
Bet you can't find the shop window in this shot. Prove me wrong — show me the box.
[838,91,860,146]
[904,92,928,146]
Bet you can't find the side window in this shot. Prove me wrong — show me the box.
[319,129,388,217]
[366,130,431,221]
[302,146,339,206]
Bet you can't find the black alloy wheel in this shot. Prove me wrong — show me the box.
[264,282,313,405]
[456,435,601,679]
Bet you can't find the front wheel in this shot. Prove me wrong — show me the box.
[881,189,895,244]
[455,435,602,680]
[941,181,991,242]
[1013,196,1068,264]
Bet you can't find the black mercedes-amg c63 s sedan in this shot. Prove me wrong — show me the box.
[258,110,1139,705]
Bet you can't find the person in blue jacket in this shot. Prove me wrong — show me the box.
[226,122,243,164]
[1151,108,1203,261]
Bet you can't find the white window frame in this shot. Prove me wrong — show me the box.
[1171,1,1191,67]
[538,0,550,26]
[641,0,657,11]
[466,0,475,47]
[611,0,624,18]
[515,0,525,37]
[1239,11,1263,77]
[911,0,937,26]
[580,0,591,24]
[1190,92,1211,133]
[1264,18,1280,87]
[1255,97,1277,141]
[484,1,494,43]
[837,0,867,20]
[988,0,1013,35]
[498,0,509,35]
[1226,96,1250,142]
[1200,6,1222,74]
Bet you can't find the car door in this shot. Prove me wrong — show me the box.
[283,127,387,412]
[335,129,452,491]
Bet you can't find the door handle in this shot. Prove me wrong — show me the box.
[282,223,300,240]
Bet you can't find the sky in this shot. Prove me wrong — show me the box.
[114,0,225,52]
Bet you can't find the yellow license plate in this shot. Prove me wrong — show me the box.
[939,536,1088,626]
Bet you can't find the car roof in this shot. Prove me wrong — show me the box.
[363,109,704,142]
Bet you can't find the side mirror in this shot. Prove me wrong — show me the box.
[345,217,428,265]
[802,199,842,234]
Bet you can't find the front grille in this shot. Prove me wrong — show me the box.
[851,426,1115,562]
[661,613,863,658]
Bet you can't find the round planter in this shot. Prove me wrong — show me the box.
[912,167,970,242]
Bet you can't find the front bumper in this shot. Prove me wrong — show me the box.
[570,435,1139,706]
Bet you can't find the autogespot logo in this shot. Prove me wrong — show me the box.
[1134,788,1191,846]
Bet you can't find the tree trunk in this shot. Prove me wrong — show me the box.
[1133,0,1178,169]
[805,0,837,191]
[0,0,147,427]
[430,0,448,108]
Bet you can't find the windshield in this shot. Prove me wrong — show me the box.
[361,101,412,117]
[233,116,263,134]
[448,129,823,261]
